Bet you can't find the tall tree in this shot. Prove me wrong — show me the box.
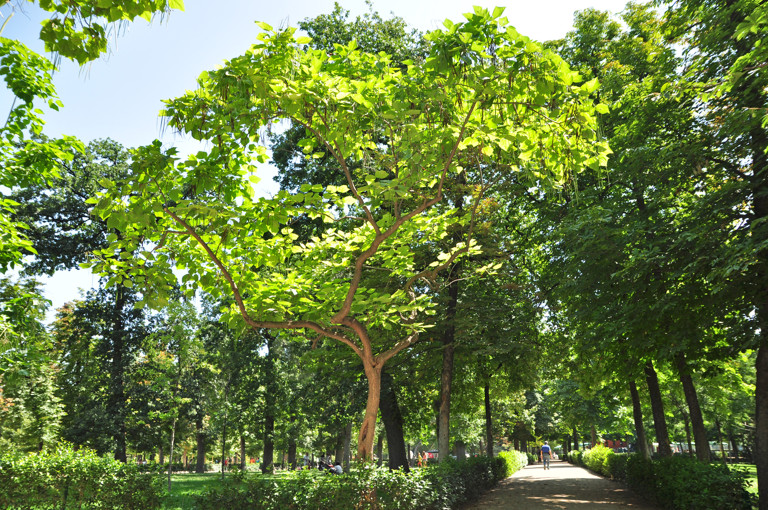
[91,8,608,459]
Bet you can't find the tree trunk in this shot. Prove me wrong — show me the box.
[573,428,579,451]
[262,334,276,474]
[379,370,409,472]
[159,445,164,465]
[644,361,672,457]
[343,421,352,472]
[334,430,344,464]
[756,343,768,509]
[683,412,693,457]
[438,271,459,464]
[716,418,727,465]
[729,426,740,463]
[357,360,382,461]
[675,352,711,461]
[591,425,597,447]
[110,285,128,463]
[629,380,651,460]
[376,434,383,467]
[195,417,206,473]
[168,418,177,491]
[221,416,228,479]
[484,382,493,457]
[240,435,246,470]
[288,437,297,470]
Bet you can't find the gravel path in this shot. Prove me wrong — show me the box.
[462,460,659,509]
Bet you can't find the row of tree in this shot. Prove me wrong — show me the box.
[0,0,764,507]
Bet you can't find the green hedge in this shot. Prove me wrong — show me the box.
[0,444,164,509]
[196,452,529,510]
[568,447,754,509]
[625,455,754,510]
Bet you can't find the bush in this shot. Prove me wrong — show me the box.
[582,444,613,477]
[196,453,530,510]
[625,454,754,510]
[526,452,537,465]
[568,449,583,466]
[0,444,164,509]
[605,453,628,480]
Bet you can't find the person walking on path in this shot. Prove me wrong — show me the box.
[464,458,658,509]
[540,441,552,470]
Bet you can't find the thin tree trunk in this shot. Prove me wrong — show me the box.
[240,435,246,470]
[288,436,297,470]
[683,412,693,457]
[376,434,383,467]
[484,382,493,457]
[262,334,276,474]
[221,415,228,479]
[591,425,597,447]
[195,417,206,473]
[159,445,164,465]
[629,380,651,460]
[379,370,409,472]
[438,270,459,464]
[168,418,177,491]
[334,430,344,464]
[716,418,727,465]
[644,361,672,457]
[675,352,711,461]
[573,428,579,451]
[729,426,740,463]
[111,285,128,463]
[343,421,352,472]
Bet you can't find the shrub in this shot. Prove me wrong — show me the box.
[196,453,530,510]
[0,444,164,509]
[582,444,614,477]
[496,451,528,479]
[568,449,583,466]
[625,454,754,510]
[605,453,628,480]
[526,452,537,465]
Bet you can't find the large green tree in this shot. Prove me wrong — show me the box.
[91,7,608,459]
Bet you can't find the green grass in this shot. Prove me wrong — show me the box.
[162,472,226,510]
[731,463,757,496]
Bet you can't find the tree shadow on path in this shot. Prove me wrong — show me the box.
[462,461,659,510]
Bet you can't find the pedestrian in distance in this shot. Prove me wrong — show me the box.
[540,441,552,470]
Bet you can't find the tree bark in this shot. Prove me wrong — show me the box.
[675,352,711,461]
[379,370,409,472]
[484,382,493,457]
[343,421,352,472]
[729,426,740,463]
[167,418,177,491]
[288,437,297,470]
[220,415,228,478]
[262,334,276,474]
[715,417,727,465]
[240,434,246,470]
[438,266,459,463]
[629,380,651,460]
[644,361,672,456]
[376,434,383,467]
[756,343,768,510]
[195,417,206,473]
[356,360,382,461]
[110,285,128,463]
[572,428,579,451]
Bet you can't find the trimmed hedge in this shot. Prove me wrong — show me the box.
[0,444,164,509]
[196,452,529,510]
[567,446,754,510]
[625,455,754,510]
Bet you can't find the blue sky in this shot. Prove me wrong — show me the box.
[2,0,629,320]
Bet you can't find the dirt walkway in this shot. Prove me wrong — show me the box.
[463,460,659,509]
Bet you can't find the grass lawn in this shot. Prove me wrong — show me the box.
[731,463,757,495]
[161,469,305,509]
[162,472,226,510]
